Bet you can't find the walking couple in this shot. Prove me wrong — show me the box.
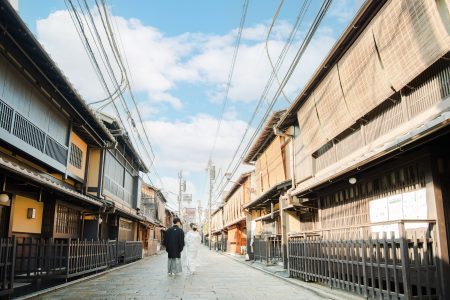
[162,217,201,276]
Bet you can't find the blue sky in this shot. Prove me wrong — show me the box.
[18,0,364,211]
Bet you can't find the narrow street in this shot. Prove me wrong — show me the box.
[32,247,332,300]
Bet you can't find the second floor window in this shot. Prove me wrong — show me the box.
[69,143,83,169]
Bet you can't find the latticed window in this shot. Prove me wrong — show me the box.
[55,204,80,236]
[69,143,83,169]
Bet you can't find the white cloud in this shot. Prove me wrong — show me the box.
[142,114,253,207]
[144,114,250,173]
[34,6,348,208]
[36,10,336,110]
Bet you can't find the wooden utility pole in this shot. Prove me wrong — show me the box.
[207,160,215,250]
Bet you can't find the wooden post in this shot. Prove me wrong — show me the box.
[399,222,411,299]
[361,228,368,298]
[279,194,288,269]
[66,238,71,280]
[430,154,449,299]
[10,236,16,290]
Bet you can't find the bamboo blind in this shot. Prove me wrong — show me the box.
[259,152,269,193]
[297,95,327,154]
[254,159,262,196]
[296,0,450,160]
[211,210,223,232]
[314,66,355,140]
[223,187,245,226]
[293,133,314,183]
[373,0,450,91]
[338,23,392,121]
[265,137,286,188]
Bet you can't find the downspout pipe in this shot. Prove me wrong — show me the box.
[273,125,296,270]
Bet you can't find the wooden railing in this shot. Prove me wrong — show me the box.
[124,241,143,263]
[288,221,439,299]
[0,237,15,296]
[67,240,108,277]
[107,240,119,266]
[15,238,68,279]
[253,236,282,265]
[14,238,142,280]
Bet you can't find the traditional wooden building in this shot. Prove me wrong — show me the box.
[222,172,253,255]
[0,0,115,244]
[210,205,225,251]
[93,113,148,242]
[140,183,167,255]
[242,110,293,265]
[275,0,450,299]
[0,1,143,295]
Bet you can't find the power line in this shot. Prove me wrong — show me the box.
[96,0,157,161]
[265,0,311,104]
[208,0,249,161]
[212,0,333,201]
[212,0,312,196]
[65,0,164,190]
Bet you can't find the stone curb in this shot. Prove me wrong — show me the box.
[15,252,164,300]
[217,251,363,300]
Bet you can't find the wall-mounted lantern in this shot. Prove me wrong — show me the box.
[0,193,9,203]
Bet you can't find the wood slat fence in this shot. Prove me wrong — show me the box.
[66,240,108,278]
[14,238,142,280]
[288,221,440,299]
[107,240,119,266]
[253,235,282,265]
[0,237,15,296]
[124,241,143,263]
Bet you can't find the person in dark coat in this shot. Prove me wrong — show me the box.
[163,217,185,275]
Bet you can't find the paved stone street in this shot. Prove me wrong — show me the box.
[33,246,334,300]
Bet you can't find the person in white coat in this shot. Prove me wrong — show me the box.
[184,223,201,275]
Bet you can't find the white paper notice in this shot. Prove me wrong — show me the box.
[369,188,428,234]
[369,197,388,223]
[402,191,416,219]
[387,194,403,220]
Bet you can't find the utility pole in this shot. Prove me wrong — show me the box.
[207,159,215,250]
[178,170,185,220]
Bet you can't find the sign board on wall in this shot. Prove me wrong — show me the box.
[369,188,428,237]
[182,194,192,202]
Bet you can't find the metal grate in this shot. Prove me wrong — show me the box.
[0,99,14,132]
[45,136,68,165]
[12,113,46,151]
[69,143,83,169]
